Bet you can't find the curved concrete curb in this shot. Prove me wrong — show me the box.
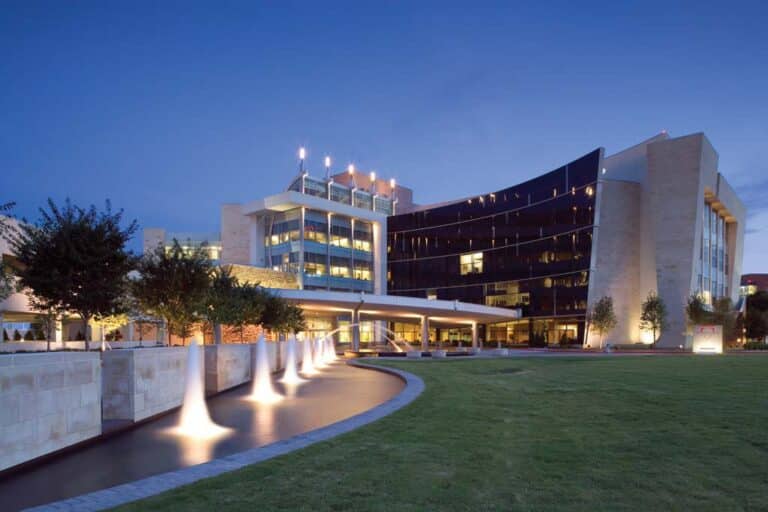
[28,362,424,512]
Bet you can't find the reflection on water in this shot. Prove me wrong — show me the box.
[0,363,404,512]
[255,403,276,440]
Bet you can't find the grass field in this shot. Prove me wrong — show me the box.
[117,355,768,511]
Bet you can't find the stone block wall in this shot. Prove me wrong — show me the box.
[204,344,252,394]
[0,352,102,472]
[102,347,189,422]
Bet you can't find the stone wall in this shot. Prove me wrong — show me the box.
[225,264,300,289]
[204,344,252,394]
[102,347,189,422]
[0,352,102,472]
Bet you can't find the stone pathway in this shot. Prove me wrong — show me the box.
[27,362,424,512]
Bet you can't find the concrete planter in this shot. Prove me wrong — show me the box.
[431,350,447,358]
[0,351,102,471]
[406,351,422,359]
[490,348,510,356]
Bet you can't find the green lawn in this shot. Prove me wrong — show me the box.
[117,356,768,511]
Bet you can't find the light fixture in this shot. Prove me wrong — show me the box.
[370,171,376,181]
[299,147,306,160]
[390,178,396,189]
[348,164,355,174]
[325,156,331,168]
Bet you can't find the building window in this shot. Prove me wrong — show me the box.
[460,252,483,275]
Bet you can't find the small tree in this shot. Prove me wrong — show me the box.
[204,267,242,344]
[261,292,305,338]
[231,285,267,342]
[588,296,617,348]
[685,294,711,329]
[640,292,667,346]
[0,202,17,302]
[745,311,768,341]
[132,240,212,345]
[9,199,137,350]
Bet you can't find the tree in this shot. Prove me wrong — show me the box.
[712,297,737,343]
[261,292,305,337]
[686,294,710,325]
[639,292,667,346]
[745,310,768,341]
[132,240,212,344]
[204,267,242,344]
[588,296,617,348]
[9,199,137,350]
[230,284,267,342]
[0,202,17,302]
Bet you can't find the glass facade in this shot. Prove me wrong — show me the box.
[288,174,395,214]
[387,149,601,345]
[698,202,729,304]
[265,208,374,292]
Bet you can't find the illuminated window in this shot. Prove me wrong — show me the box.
[353,239,372,251]
[460,252,483,275]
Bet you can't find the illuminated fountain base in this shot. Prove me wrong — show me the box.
[248,335,283,404]
[168,339,231,440]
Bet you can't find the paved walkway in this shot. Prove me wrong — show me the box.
[22,362,423,512]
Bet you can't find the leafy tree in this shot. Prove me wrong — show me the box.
[230,284,267,342]
[205,267,242,344]
[261,292,305,336]
[747,290,768,313]
[132,240,212,344]
[588,296,617,348]
[712,297,737,343]
[639,292,667,346]
[745,310,768,341]
[9,199,137,350]
[685,294,710,328]
[0,202,17,302]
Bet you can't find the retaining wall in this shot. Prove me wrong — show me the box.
[0,352,102,472]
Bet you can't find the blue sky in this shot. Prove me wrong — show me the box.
[1,1,767,271]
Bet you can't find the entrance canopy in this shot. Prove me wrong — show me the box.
[273,289,519,325]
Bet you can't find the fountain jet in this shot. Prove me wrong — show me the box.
[173,339,230,439]
[301,335,318,376]
[313,336,327,369]
[248,335,283,404]
[322,337,335,363]
[280,334,307,385]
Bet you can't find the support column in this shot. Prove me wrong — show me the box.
[127,322,135,342]
[471,321,479,350]
[0,313,4,342]
[351,307,361,352]
[421,316,430,352]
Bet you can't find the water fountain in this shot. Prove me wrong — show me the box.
[301,334,318,375]
[279,334,307,385]
[324,336,337,363]
[313,336,327,369]
[172,339,230,439]
[248,335,283,404]
[381,325,413,352]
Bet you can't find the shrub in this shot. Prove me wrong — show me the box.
[743,341,768,350]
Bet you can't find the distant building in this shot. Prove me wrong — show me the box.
[740,273,768,295]
[387,132,747,349]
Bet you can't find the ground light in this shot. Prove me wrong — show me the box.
[248,335,284,404]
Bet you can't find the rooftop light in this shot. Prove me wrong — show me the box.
[299,147,306,160]
[348,164,355,174]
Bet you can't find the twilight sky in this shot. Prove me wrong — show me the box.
[1,1,767,271]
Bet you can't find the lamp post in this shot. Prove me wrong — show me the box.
[324,155,331,180]
[298,147,306,174]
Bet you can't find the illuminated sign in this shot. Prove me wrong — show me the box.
[692,325,723,354]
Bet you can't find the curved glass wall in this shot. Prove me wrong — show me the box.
[386,149,601,345]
